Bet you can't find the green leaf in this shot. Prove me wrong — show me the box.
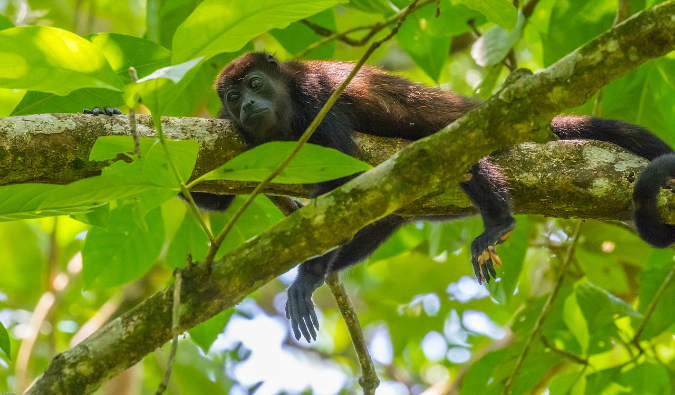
[210,195,284,259]
[189,309,234,353]
[0,183,100,222]
[635,249,675,341]
[70,204,110,228]
[166,212,210,269]
[11,34,171,115]
[146,0,202,49]
[171,0,347,64]
[396,6,452,81]
[457,0,518,30]
[0,14,15,30]
[0,26,124,95]
[576,248,629,294]
[0,321,10,359]
[470,11,525,67]
[574,281,639,354]
[82,205,165,288]
[201,142,372,183]
[543,0,615,66]
[42,138,198,210]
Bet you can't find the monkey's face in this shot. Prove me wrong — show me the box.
[219,71,290,145]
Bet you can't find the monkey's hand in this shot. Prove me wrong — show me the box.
[470,217,516,284]
[285,271,323,342]
[83,106,122,116]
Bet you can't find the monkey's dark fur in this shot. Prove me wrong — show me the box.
[191,52,675,342]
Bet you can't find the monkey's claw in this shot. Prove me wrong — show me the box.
[470,219,515,284]
[83,106,122,116]
[285,280,320,342]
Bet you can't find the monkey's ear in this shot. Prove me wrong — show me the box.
[266,53,280,66]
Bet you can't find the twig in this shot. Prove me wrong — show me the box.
[15,293,56,393]
[326,272,379,395]
[540,335,588,365]
[295,0,436,59]
[632,262,675,352]
[156,268,183,395]
[128,67,140,157]
[203,0,426,269]
[502,220,584,394]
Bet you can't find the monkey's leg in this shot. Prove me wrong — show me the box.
[285,251,338,342]
[460,161,516,284]
[285,215,406,342]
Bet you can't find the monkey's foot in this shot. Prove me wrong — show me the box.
[83,106,122,116]
[470,218,516,284]
[285,276,321,342]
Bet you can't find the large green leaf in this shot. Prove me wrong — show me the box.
[458,0,518,30]
[0,184,100,222]
[200,142,372,183]
[543,0,615,66]
[82,205,165,288]
[11,33,171,115]
[0,321,10,359]
[41,138,198,210]
[0,26,124,95]
[396,5,452,82]
[146,0,202,49]
[171,0,347,64]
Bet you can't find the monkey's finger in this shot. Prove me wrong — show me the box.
[299,298,317,341]
[285,300,291,320]
[488,247,503,268]
[304,314,317,342]
[298,300,316,343]
[288,293,303,340]
[487,260,497,280]
[292,295,313,342]
[309,305,320,331]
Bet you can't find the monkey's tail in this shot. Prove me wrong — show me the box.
[551,115,675,248]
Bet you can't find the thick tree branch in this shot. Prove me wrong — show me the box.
[23,2,675,393]
[1,114,673,223]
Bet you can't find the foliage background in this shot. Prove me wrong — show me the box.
[0,0,674,394]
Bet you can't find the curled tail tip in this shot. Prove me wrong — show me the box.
[633,153,675,248]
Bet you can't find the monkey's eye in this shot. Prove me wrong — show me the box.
[249,77,263,90]
[226,92,240,103]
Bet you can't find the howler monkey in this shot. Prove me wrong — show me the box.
[192,52,675,342]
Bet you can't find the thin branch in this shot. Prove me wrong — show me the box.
[540,335,588,365]
[632,263,675,351]
[295,0,436,59]
[156,269,183,395]
[128,67,140,157]
[203,0,425,269]
[326,272,379,395]
[503,220,584,394]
